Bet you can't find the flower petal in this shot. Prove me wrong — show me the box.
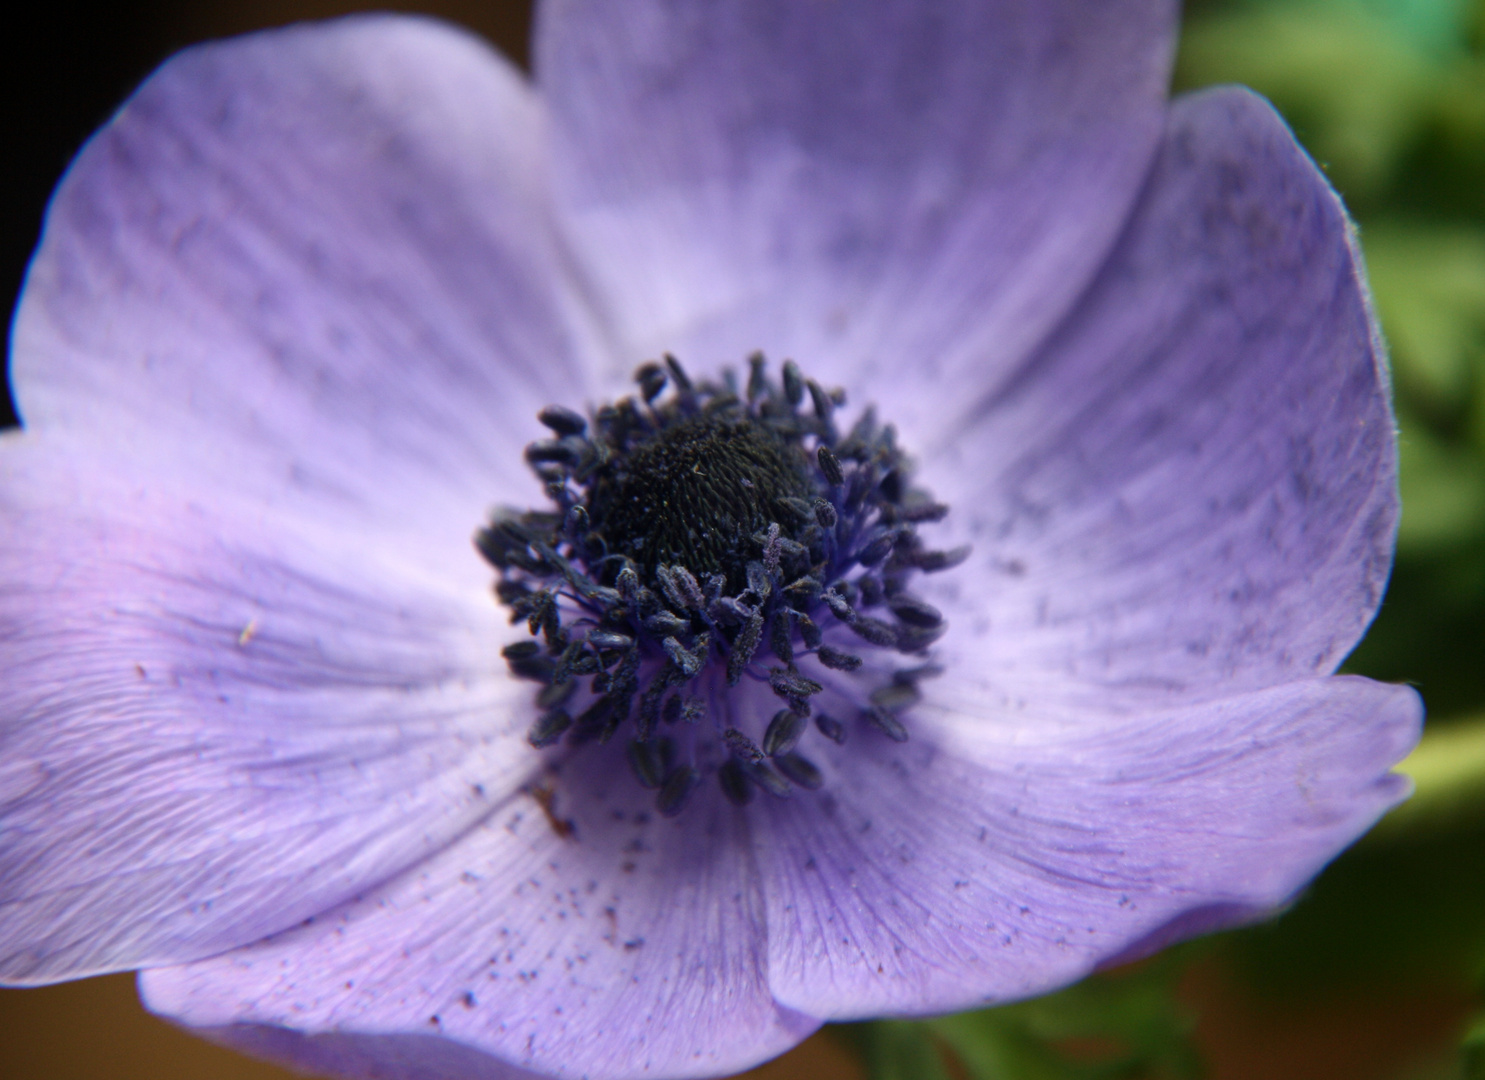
[926,87,1398,702]
[539,0,1176,431]
[11,15,602,525]
[758,675,1419,1017]
[0,440,533,983]
[157,1022,553,1080]
[140,755,816,1080]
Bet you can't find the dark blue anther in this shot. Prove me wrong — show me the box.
[644,610,691,637]
[627,738,674,789]
[724,728,766,765]
[822,589,853,621]
[589,629,634,650]
[912,545,972,572]
[900,500,950,523]
[870,682,921,712]
[659,564,706,611]
[806,379,834,423]
[728,610,764,686]
[780,537,808,562]
[782,360,804,406]
[815,713,847,744]
[527,709,572,748]
[895,663,944,684]
[745,562,772,602]
[711,596,755,626]
[889,595,943,628]
[775,752,823,790]
[536,680,577,710]
[817,645,863,671]
[865,704,909,742]
[672,633,710,678]
[634,362,668,403]
[524,439,583,467]
[784,575,823,604]
[798,613,824,649]
[663,352,693,393]
[635,677,669,741]
[761,522,782,575]
[747,352,768,402]
[769,667,823,700]
[770,614,794,665]
[763,709,808,757]
[719,759,755,806]
[816,445,844,487]
[657,765,701,817]
[740,759,793,798]
[538,404,588,437]
[858,533,894,567]
[507,654,556,683]
[848,616,899,648]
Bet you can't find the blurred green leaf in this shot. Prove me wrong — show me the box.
[1462,1010,1485,1079]
[1188,0,1479,54]
[923,959,1201,1080]
[1373,712,1485,837]
[1395,409,1485,553]
[1344,538,1485,715]
[1360,223,1485,554]
[1177,4,1443,201]
[1364,223,1485,417]
[836,1019,954,1080]
[1319,0,1478,54]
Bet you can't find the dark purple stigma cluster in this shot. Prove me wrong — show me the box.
[476,354,968,817]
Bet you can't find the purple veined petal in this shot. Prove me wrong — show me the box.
[10,15,607,530]
[160,1022,555,1080]
[757,675,1420,1018]
[140,752,817,1080]
[924,87,1398,704]
[538,0,1177,432]
[0,439,538,984]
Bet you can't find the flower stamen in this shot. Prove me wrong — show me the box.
[477,354,963,815]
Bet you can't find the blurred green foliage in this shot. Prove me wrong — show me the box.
[840,953,1201,1080]
[925,956,1202,1080]
[845,2,1485,1076]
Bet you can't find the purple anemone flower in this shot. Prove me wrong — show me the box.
[1,3,1422,1079]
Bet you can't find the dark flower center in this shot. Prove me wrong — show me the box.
[477,354,968,818]
[586,415,812,591]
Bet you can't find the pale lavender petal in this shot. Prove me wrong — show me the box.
[167,1022,551,1080]
[758,676,1419,1017]
[539,0,1176,436]
[0,441,534,982]
[11,14,603,531]
[926,88,1397,703]
[141,754,815,1080]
